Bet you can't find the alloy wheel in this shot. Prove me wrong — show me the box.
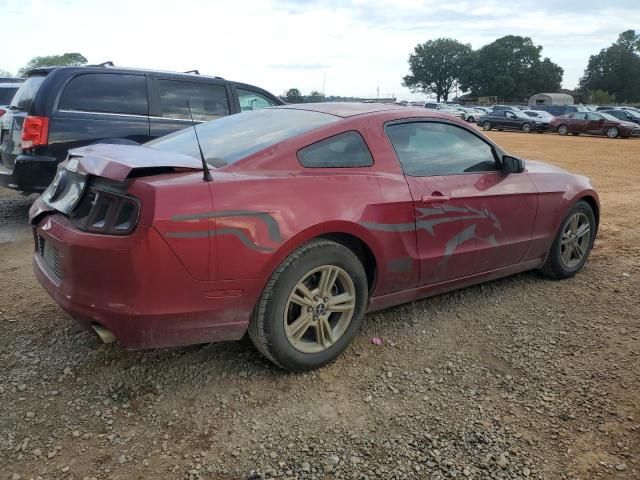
[558,125,568,135]
[284,265,356,354]
[559,212,591,269]
[522,123,532,133]
[607,127,618,138]
[483,122,491,131]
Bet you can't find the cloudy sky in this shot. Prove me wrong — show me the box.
[1,0,638,100]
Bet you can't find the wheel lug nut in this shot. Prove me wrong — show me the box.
[313,315,318,321]
[307,307,313,312]
[313,296,319,301]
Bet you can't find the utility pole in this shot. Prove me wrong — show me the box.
[376,86,379,99]
[322,72,326,97]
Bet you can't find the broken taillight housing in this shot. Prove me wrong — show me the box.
[71,183,140,235]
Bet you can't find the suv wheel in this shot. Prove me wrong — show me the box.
[482,121,492,131]
[248,240,368,371]
[522,123,532,133]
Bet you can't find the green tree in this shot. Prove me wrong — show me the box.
[281,88,303,103]
[579,30,640,103]
[402,38,472,102]
[616,29,640,53]
[0,68,14,77]
[586,90,616,104]
[18,52,87,76]
[460,36,563,101]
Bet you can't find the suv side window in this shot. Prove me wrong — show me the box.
[586,113,602,121]
[237,88,278,111]
[297,131,373,168]
[58,73,148,115]
[386,122,498,177]
[158,80,230,121]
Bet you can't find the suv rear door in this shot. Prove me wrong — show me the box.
[51,72,150,158]
[147,76,233,138]
[0,75,46,171]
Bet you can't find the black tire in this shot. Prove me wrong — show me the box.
[522,123,532,133]
[482,121,492,131]
[248,240,368,371]
[557,124,569,136]
[468,116,475,123]
[539,201,596,280]
[606,127,619,139]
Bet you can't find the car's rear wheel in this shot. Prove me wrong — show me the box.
[539,201,596,280]
[248,240,368,371]
[468,116,475,123]
[482,121,492,131]
[522,123,532,133]
[606,127,619,138]
[557,124,569,135]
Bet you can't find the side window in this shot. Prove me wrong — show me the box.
[586,113,601,121]
[297,131,373,168]
[505,111,516,119]
[158,80,230,121]
[386,122,498,177]
[237,88,278,111]
[58,74,148,115]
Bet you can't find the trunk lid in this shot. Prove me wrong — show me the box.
[66,143,203,181]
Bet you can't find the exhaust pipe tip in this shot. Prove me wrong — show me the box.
[92,324,117,344]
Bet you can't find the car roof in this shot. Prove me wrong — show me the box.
[25,64,227,82]
[274,102,412,118]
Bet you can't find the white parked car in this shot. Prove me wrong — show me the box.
[423,102,465,119]
[455,107,483,123]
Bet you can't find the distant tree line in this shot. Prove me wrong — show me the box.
[403,36,563,103]
[279,88,369,104]
[403,30,640,104]
[1,53,88,78]
[579,30,640,103]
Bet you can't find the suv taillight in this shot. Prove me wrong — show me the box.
[21,115,49,149]
[71,185,140,235]
[0,108,5,118]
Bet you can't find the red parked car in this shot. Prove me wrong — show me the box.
[29,104,599,371]
[550,111,640,138]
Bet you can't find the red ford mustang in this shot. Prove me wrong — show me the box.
[29,103,599,371]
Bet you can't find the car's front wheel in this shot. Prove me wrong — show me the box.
[539,200,596,280]
[248,240,368,371]
[606,127,619,138]
[482,121,492,131]
[557,124,569,135]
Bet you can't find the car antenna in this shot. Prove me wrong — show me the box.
[186,100,212,182]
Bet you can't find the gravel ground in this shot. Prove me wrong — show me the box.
[0,132,638,480]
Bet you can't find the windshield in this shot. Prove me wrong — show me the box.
[0,86,19,105]
[10,75,45,111]
[146,108,340,167]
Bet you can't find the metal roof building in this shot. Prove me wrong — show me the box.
[529,93,574,106]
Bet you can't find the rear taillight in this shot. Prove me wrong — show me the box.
[71,185,139,235]
[0,108,6,118]
[21,115,49,149]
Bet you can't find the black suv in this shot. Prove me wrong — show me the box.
[527,104,588,117]
[0,64,283,192]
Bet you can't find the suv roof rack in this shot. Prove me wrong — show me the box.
[184,69,200,75]
[88,61,115,67]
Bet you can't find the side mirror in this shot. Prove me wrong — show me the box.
[502,155,525,173]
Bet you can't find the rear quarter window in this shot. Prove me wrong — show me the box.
[10,76,45,111]
[58,73,148,115]
[297,131,373,168]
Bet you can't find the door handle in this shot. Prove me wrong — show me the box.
[421,193,450,203]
